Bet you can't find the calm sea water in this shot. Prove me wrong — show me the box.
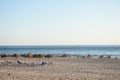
[0,45,120,58]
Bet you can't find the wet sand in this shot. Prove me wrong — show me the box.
[0,57,120,80]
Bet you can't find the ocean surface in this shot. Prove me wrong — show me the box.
[0,45,120,58]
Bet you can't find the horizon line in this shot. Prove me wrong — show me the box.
[0,44,120,46]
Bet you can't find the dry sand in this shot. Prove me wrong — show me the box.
[0,57,120,80]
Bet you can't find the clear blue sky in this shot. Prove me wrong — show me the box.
[0,0,120,45]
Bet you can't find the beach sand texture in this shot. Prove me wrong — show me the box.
[0,57,120,80]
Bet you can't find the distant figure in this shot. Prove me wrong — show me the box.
[107,55,111,58]
[99,55,104,58]
[85,54,91,58]
[40,61,47,66]
[115,57,117,59]
[17,60,23,64]
[61,54,71,57]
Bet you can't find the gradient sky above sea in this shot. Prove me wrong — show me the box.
[0,0,120,45]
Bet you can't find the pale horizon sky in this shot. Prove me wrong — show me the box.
[0,0,120,45]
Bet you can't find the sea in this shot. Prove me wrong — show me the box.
[0,45,120,58]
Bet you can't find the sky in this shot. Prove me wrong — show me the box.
[0,0,120,45]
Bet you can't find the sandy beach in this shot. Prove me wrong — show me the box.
[0,57,120,80]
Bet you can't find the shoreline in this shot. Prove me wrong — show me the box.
[1,53,120,59]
